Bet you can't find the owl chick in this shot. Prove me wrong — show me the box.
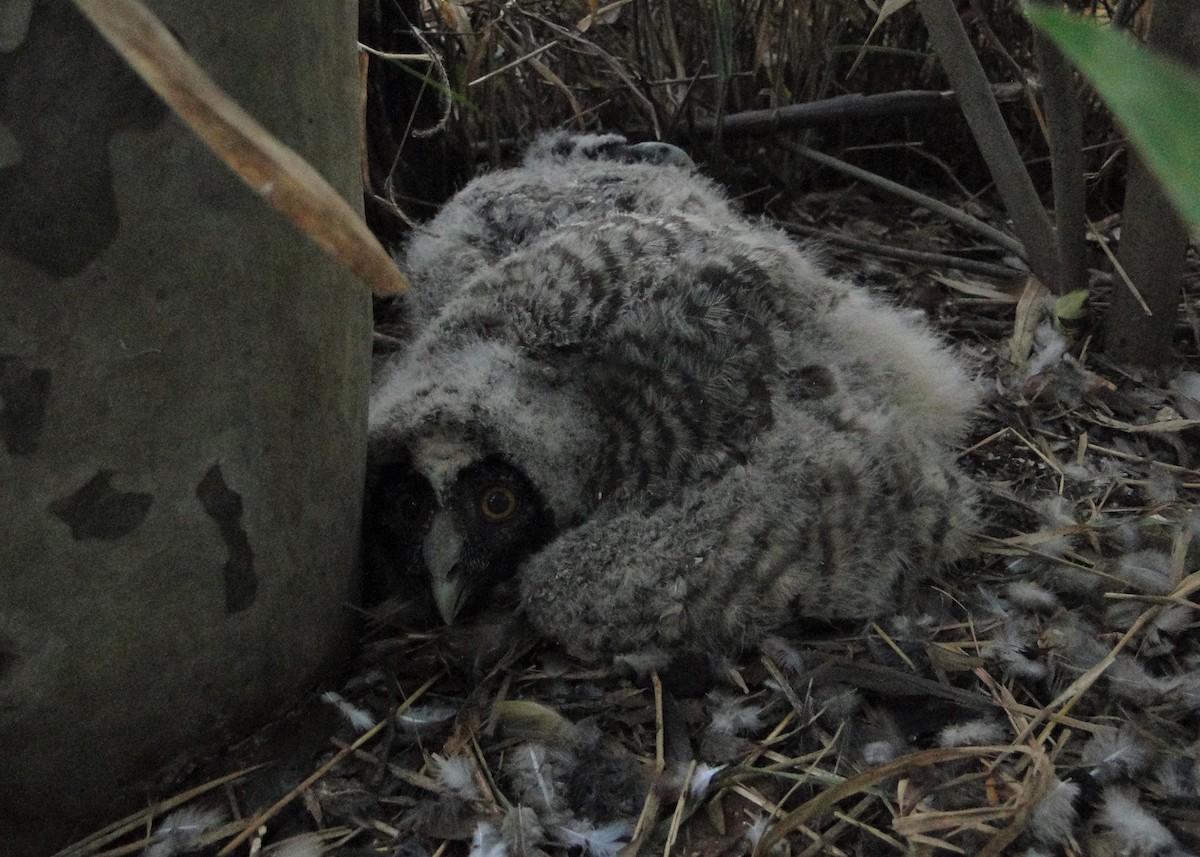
[368,133,979,662]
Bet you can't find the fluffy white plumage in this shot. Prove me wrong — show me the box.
[468,822,508,857]
[142,806,225,857]
[434,754,482,800]
[1096,787,1188,856]
[368,132,979,660]
[937,718,1005,749]
[1027,776,1080,847]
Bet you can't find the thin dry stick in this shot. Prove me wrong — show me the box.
[94,819,258,857]
[73,0,408,297]
[493,23,584,120]
[755,745,1044,855]
[759,655,811,721]
[959,427,1011,458]
[797,795,876,857]
[974,751,1054,857]
[470,41,558,86]
[52,765,267,857]
[522,8,663,139]
[620,672,666,857]
[358,43,435,63]
[1013,570,1200,749]
[1082,440,1200,477]
[869,622,918,672]
[662,760,697,857]
[977,535,1100,575]
[781,223,1023,280]
[216,673,442,856]
[972,667,1103,734]
[829,802,905,852]
[652,671,666,773]
[1088,217,1153,316]
[743,710,802,769]
[781,142,1026,258]
[1105,592,1200,609]
[1007,427,1065,475]
[471,734,512,813]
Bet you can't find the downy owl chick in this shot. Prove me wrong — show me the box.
[368,133,979,662]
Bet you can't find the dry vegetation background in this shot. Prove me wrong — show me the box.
[361,0,1129,240]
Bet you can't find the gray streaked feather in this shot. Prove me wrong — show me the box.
[368,132,979,659]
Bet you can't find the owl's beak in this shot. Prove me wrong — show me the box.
[424,511,466,624]
[432,575,465,625]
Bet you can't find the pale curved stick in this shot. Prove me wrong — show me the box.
[73,0,410,296]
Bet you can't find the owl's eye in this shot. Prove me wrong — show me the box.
[480,486,518,521]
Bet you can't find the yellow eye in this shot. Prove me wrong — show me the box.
[480,486,518,521]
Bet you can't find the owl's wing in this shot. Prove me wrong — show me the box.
[390,136,727,338]
[518,405,976,663]
[413,212,830,502]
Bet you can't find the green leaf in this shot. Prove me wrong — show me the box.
[1026,6,1200,234]
[1054,288,1089,321]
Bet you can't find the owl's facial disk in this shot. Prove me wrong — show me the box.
[421,458,553,624]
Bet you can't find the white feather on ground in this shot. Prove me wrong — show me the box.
[552,821,632,857]
[1081,726,1154,782]
[937,718,1005,749]
[1027,776,1080,846]
[469,822,509,857]
[435,754,482,800]
[1096,787,1186,856]
[142,807,225,857]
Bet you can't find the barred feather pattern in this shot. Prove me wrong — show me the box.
[369,132,979,658]
[520,408,974,658]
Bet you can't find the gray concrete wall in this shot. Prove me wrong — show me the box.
[0,1,370,850]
